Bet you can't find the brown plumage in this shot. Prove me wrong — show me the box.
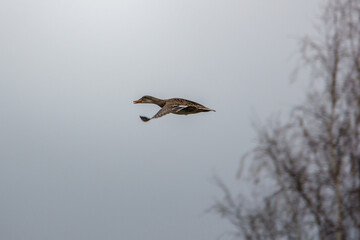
[133,95,215,122]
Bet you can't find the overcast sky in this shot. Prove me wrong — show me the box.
[1,0,319,239]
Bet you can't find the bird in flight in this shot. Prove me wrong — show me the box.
[133,95,215,122]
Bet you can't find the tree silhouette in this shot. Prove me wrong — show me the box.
[212,0,360,239]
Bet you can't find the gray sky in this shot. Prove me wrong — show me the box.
[0,0,319,239]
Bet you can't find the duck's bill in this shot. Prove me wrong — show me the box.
[133,99,142,104]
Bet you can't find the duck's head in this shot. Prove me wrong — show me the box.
[133,95,166,107]
[133,95,158,104]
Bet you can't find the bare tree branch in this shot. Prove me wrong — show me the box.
[211,1,360,239]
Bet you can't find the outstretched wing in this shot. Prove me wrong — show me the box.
[139,104,190,122]
[152,103,186,119]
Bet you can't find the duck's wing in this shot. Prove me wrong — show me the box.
[140,103,187,122]
[153,103,189,118]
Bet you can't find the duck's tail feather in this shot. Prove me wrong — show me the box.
[201,108,216,112]
[140,116,151,122]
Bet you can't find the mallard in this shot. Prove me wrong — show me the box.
[133,95,215,122]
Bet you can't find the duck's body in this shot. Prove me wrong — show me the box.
[133,96,215,122]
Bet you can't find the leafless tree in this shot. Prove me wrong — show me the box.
[212,0,360,239]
